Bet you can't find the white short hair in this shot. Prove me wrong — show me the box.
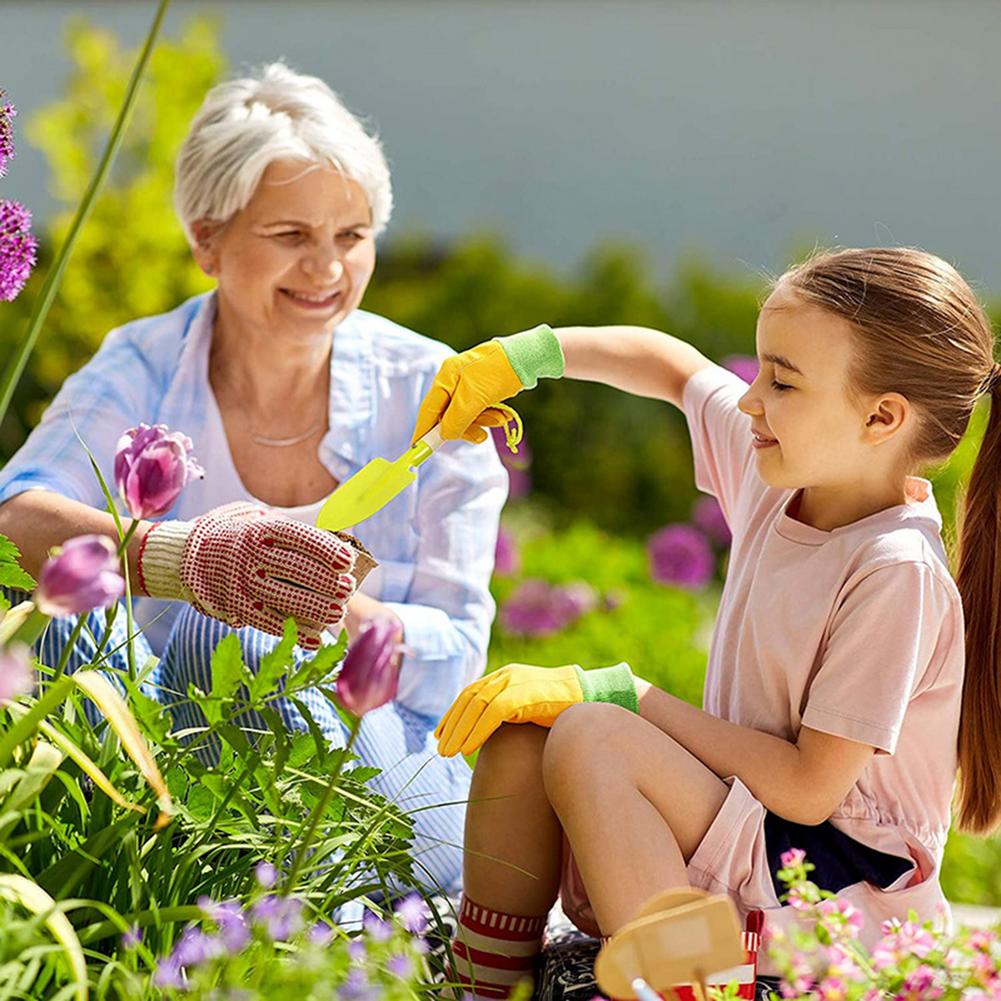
[174,62,392,244]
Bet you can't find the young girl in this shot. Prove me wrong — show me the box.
[412,247,1001,996]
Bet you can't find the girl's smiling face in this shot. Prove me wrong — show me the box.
[737,282,906,494]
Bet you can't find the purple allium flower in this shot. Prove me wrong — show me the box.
[0,644,32,703]
[0,96,15,178]
[553,581,598,619]
[721,354,759,385]
[255,861,277,889]
[691,495,731,548]
[0,200,37,302]
[647,524,715,590]
[250,894,303,941]
[491,426,532,500]
[362,912,393,943]
[386,953,414,978]
[336,617,404,716]
[499,579,565,636]
[35,534,125,616]
[114,423,204,520]
[394,893,430,935]
[493,525,520,577]
[120,925,142,950]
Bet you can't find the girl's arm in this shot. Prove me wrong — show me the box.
[635,679,876,826]
[556,326,714,409]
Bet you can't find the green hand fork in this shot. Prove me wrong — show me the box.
[315,425,445,533]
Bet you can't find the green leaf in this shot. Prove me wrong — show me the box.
[249,618,297,700]
[0,535,36,593]
[210,632,247,702]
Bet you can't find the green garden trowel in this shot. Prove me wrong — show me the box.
[315,425,445,533]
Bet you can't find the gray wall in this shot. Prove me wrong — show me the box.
[3,0,1001,287]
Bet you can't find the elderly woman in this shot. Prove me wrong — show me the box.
[0,63,506,896]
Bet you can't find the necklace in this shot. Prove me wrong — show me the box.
[249,421,326,448]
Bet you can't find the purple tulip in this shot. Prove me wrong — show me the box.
[721,354,759,385]
[0,200,37,302]
[648,524,715,590]
[336,617,405,716]
[114,423,204,520]
[35,535,125,616]
[0,644,32,703]
[691,495,732,548]
[493,525,520,577]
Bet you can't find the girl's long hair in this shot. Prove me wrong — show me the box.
[782,247,1000,834]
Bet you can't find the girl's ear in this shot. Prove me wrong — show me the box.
[190,219,222,276]
[864,393,909,443]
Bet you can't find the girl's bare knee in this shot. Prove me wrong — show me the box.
[475,721,548,776]
[542,703,621,803]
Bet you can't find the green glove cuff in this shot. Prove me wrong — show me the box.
[573,662,639,715]
[496,324,565,389]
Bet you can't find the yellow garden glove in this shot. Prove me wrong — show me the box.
[412,324,564,444]
[435,661,638,757]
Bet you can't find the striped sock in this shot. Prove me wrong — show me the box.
[450,895,547,999]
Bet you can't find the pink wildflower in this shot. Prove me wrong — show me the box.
[780,848,807,869]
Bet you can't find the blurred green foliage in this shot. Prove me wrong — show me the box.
[4,14,1001,912]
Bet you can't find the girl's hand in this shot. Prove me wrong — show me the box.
[435,661,637,757]
[412,324,564,444]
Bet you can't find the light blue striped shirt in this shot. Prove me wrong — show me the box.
[0,292,508,717]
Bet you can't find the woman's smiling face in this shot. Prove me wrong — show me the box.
[737,282,877,491]
[194,158,376,342]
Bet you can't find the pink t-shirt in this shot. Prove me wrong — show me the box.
[683,365,964,888]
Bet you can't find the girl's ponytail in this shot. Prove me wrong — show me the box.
[956,365,1001,834]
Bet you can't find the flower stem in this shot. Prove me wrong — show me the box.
[118,519,141,682]
[0,0,171,428]
[52,613,88,684]
[285,714,362,893]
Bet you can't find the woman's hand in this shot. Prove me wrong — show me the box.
[343,590,404,646]
[138,502,360,649]
[412,324,564,444]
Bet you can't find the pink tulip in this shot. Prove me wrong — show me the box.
[336,617,405,716]
[0,644,32,702]
[114,423,204,520]
[35,535,125,616]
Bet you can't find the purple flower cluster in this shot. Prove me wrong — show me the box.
[499,578,597,636]
[0,199,37,302]
[114,423,205,520]
[490,425,532,500]
[153,888,434,993]
[647,523,715,590]
[647,494,732,591]
[0,95,15,178]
